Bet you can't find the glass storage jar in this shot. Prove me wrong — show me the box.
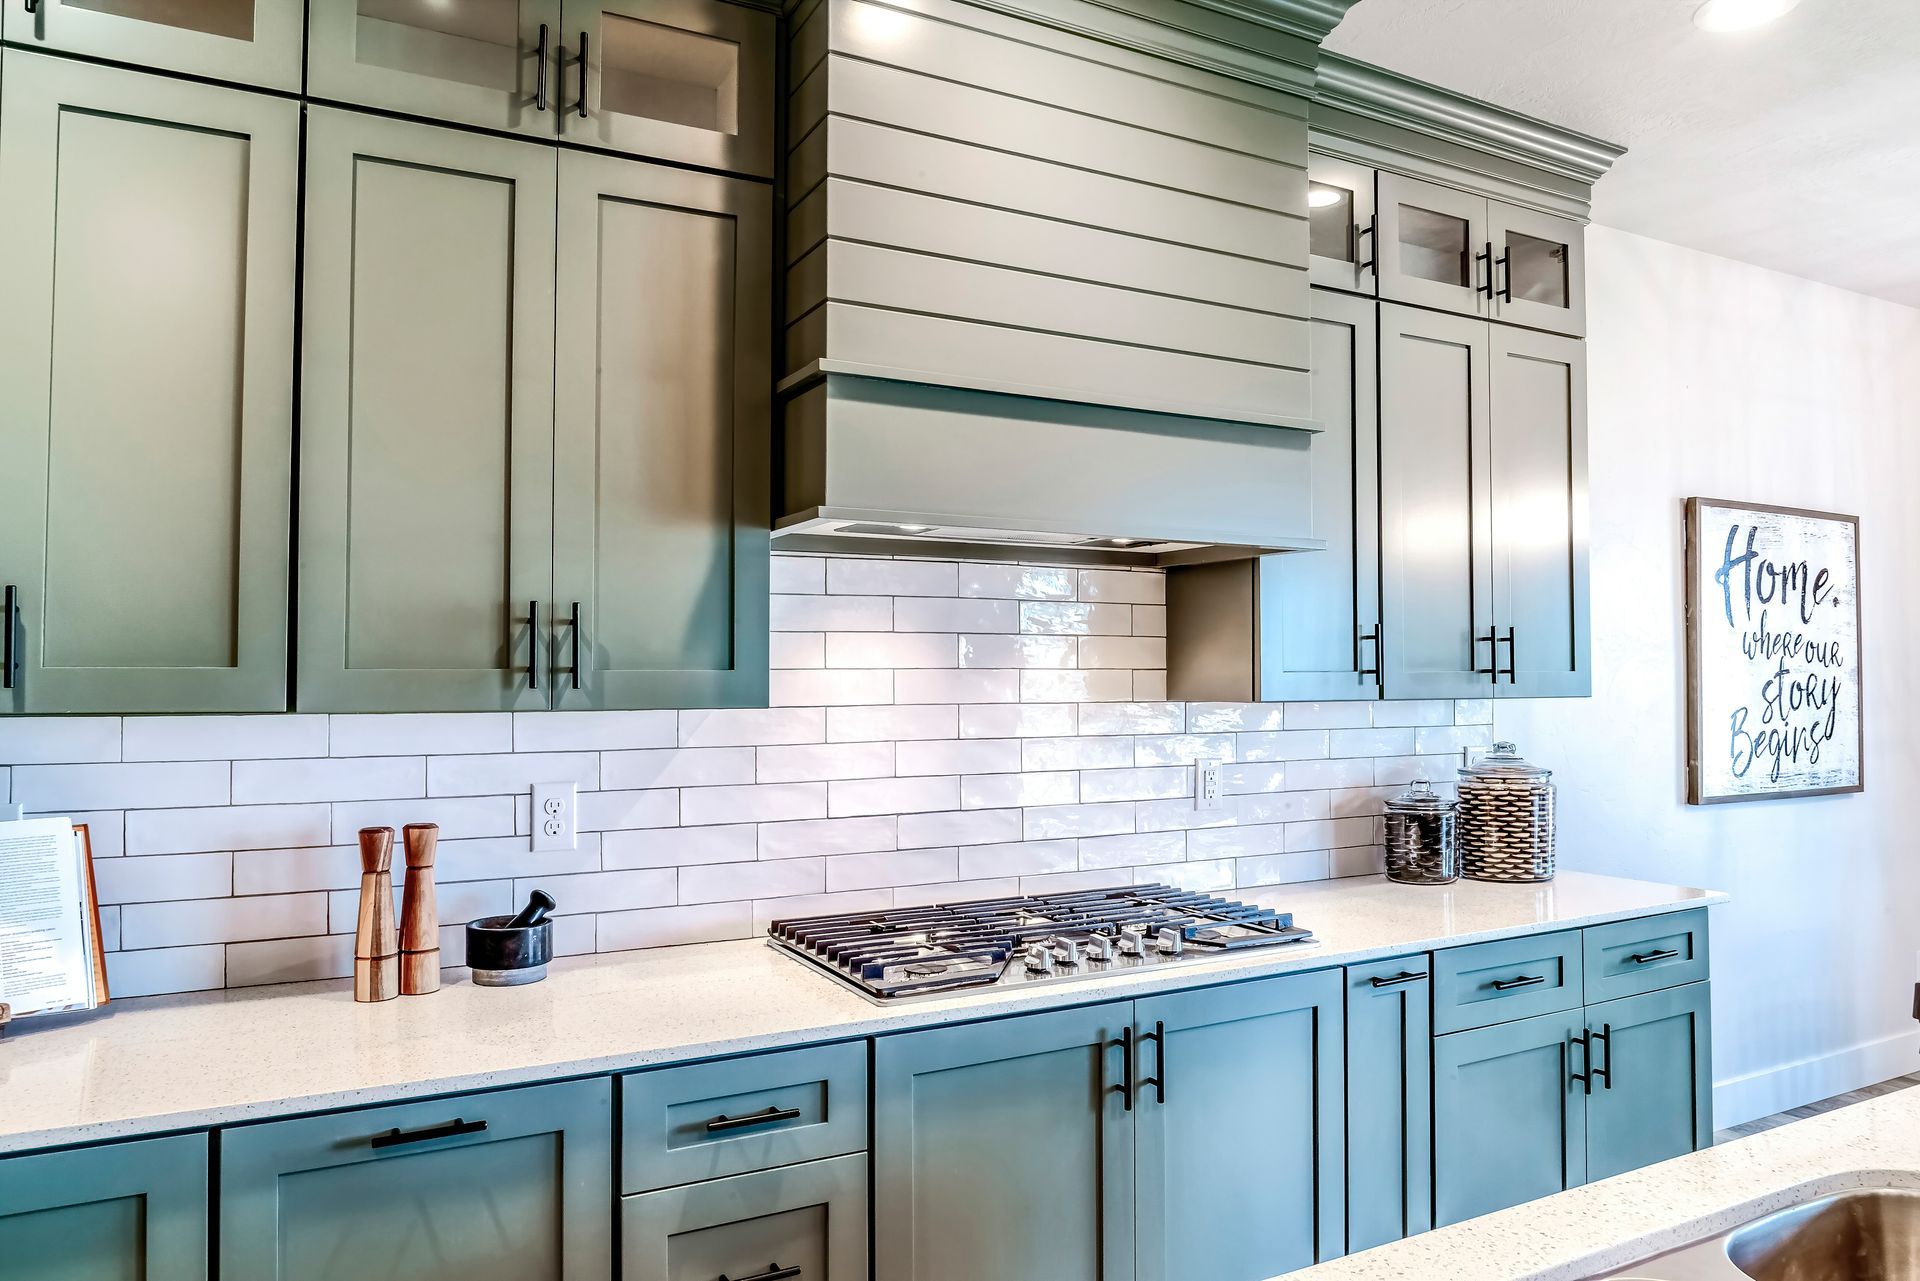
[1383,779,1458,885]
[1457,741,1556,882]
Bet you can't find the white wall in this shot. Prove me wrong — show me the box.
[1498,224,1920,1126]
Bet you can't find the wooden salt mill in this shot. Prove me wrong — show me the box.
[353,827,399,1002]
[399,822,441,996]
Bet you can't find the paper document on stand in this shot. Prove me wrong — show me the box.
[0,817,95,1016]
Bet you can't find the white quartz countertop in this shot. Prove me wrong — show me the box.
[0,871,1723,1155]
[1287,1081,1920,1281]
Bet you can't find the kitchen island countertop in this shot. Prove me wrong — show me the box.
[0,870,1723,1155]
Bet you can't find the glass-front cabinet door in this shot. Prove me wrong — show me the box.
[3,0,305,91]
[560,0,776,177]
[1376,172,1490,319]
[309,0,563,138]
[1306,156,1376,294]
[1490,201,1586,337]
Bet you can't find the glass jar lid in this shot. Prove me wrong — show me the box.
[1386,778,1454,812]
[1458,741,1552,780]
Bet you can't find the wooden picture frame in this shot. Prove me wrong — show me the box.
[1685,497,1863,805]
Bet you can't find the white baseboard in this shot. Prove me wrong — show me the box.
[1714,1027,1920,1129]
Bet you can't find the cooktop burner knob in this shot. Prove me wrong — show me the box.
[1054,937,1082,966]
[1156,927,1184,956]
[1024,943,1056,975]
[1086,933,1116,962]
[1117,927,1148,956]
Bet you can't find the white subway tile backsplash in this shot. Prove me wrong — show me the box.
[0,717,120,765]
[578,789,678,832]
[604,747,756,789]
[1187,825,1285,859]
[679,707,824,748]
[598,901,754,950]
[1414,724,1495,755]
[1077,569,1164,604]
[829,775,958,818]
[1135,734,1236,766]
[898,807,1021,849]
[770,633,826,668]
[756,742,895,783]
[827,847,959,892]
[124,716,327,762]
[959,771,1078,810]
[1187,703,1286,733]
[330,797,515,844]
[1021,669,1133,703]
[681,783,826,826]
[1218,763,1286,795]
[1078,703,1184,735]
[95,852,233,905]
[1132,606,1166,637]
[106,944,225,997]
[896,738,1020,777]
[1282,702,1372,730]
[828,704,957,743]
[1330,845,1387,878]
[896,669,1020,704]
[1019,602,1130,635]
[769,669,895,707]
[512,710,675,753]
[1025,869,1132,894]
[1279,758,1376,792]
[1022,802,1134,840]
[958,838,1078,879]
[1237,730,1330,762]
[1285,817,1380,853]
[121,893,328,950]
[1130,672,1168,701]
[227,935,352,988]
[682,858,824,904]
[1078,831,1184,870]
[826,632,957,669]
[603,824,756,870]
[959,703,1075,738]
[769,555,825,594]
[48,811,123,857]
[1454,699,1494,725]
[1078,766,1190,803]
[1238,850,1331,888]
[517,869,674,915]
[331,713,512,757]
[895,597,1019,633]
[1152,858,1234,892]
[128,804,331,856]
[233,756,423,805]
[828,558,957,597]
[892,877,1020,907]
[957,565,1072,599]
[771,594,891,632]
[1022,735,1132,772]
[758,815,896,860]
[1370,700,1455,728]
[1328,728,1418,758]
[13,761,229,812]
[1076,637,1166,670]
[959,634,1075,669]
[751,890,894,934]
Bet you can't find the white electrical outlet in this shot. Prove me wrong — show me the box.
[532,781,577,851]
[1197,764,1223,811]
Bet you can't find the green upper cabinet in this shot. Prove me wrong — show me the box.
[297,108,557,713]
[1307,156,1377,295]
[1133,971,1345,1281]
[874,1002,1136,1281]
[307,0,564,140]
[0,1132,210,1281]
[0,51,297,715]
[3,0,304,91]
[1490,200,1587,338]
[551,151,770,709]
[220,1078,614,1281]
[560,0,777,177]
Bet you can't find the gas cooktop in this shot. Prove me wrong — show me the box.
[768,884,1317,1002]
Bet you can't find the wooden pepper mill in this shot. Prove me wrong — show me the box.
[399,822,441,996]
[353,827,399,1003]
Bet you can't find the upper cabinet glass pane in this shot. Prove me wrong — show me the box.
[355,0,524,93]
[1308,182,1354,263]
[1398,204,1470,288]
[68,0,254,40]
[599,13,742,136]
[1506,229,1569,308]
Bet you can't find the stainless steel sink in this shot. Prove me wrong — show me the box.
[1599,1187,1920,1279]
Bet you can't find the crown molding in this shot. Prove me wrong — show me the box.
[1181,0,1360,44]
[1315,53,1625,185]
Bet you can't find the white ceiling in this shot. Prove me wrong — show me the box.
[1323,0,1920,309]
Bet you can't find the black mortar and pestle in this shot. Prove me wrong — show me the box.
[467,890,555,987]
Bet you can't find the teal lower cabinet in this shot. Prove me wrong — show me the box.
[1433,1007,1588,1226]
[218,1077,614,1280]
[1344,956,1433,1252]
[1135,971,1346,1280]
[1585,984,1713,1182]
[874,1001,1136,1281]
[0,1132,209,1280]
[621,1153,868,1281]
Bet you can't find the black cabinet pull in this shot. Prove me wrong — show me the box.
[1115,1026,1135,1112]
[1496,247,1513,303]
[1497,626,1517,683]
[1356,212,1377,273]
[1595,1022,1613,1090]
[1628,948,1680,965]
[526,600,540,690]
[370,1117,487,1150]
[720,1266,801,1281]
[574,31,590,118]
[567,601,582,689]
[1570,1029,1596,1094]
[535,24,550,112]
[2,584,16,691]
[1476,242,1494,298]
[704,1105,802,1133]
[24,0,37,13]
[1138,1020,1166,1105]
[1356,624,1381,680]
[1369,970,1428,988]
[1475,628,1499,683]
[1490,974,1546,991]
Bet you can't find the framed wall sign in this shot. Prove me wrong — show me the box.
[1685,498,1863,804]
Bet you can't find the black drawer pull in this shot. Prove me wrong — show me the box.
[1628,948,1680,965]
[2,584,16,691]
[1490,974,1546,991]
[721,1266,800,1281]
[705,1105,802,1134]
[369,1118,487,1150]
[1370,970,1428,988]
[535,24,549,111]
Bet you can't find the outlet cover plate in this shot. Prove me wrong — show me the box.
[532,781,577,851]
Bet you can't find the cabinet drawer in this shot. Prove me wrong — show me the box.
[1583,910,1709,1004]
[1,1132,209,1281]
[1433,930,1583,1033]
[622,1042,867,1195]
[622,1153,869,1281]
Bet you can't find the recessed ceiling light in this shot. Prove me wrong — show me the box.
[1307,185,1344,208]
[1693,0,1799,32]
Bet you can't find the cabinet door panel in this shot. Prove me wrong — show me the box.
[874,1002,1134,1281]
[1489,326,1589,698]
[1345,957,1433,1253]
[622,1153,868,1281]
[1376,173,1488,318]
[3,0,304,91]
[1257,288,1380,701]
[298,109,556,713]
[308,0,563,139]
[1490,202,1586,337]
[1307,156,1377,295]
[0,1133,209,1281]
[0,52,296,714]
[1433,1010,1586,1226]
[552,150,769,709]
[1586,984,1713,1183]
[561,0,776,177]
[1378,303,1493,699]
[1134,970,1345,1281]
[220,1078,613,1281]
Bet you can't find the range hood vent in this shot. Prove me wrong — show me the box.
[775,372,1324,567]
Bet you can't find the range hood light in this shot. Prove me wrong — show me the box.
[1692,0,1799,31]
[1306,185,1344,208]
[894,523,933,534]
[1106,538,1144,547]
